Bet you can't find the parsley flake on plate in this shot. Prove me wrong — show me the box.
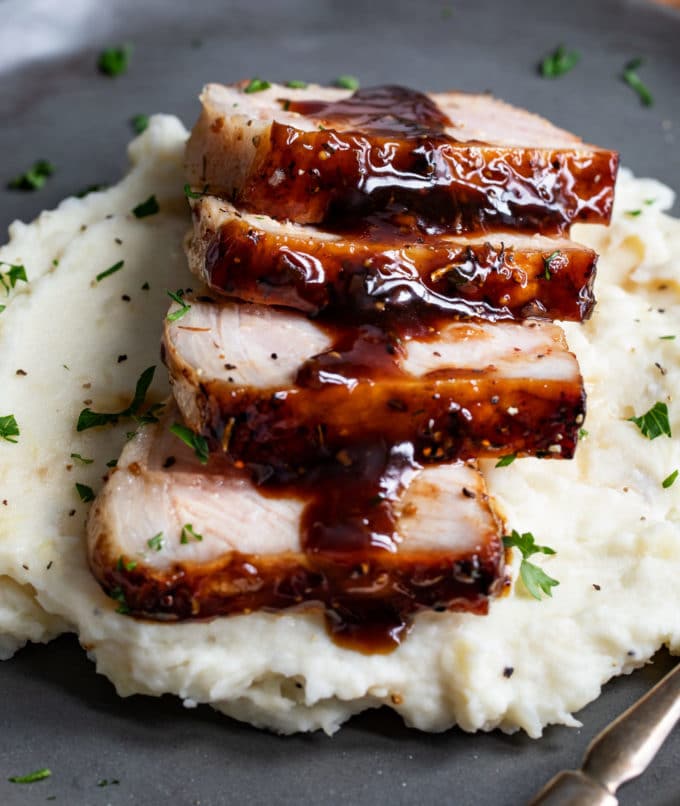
[0,262,28,295]
[540,45,580,79]
[75,483,95,503]
[131,114,149,134]
[7,160,54,191]
[70,453,94,465]
[662,470,678,489]
[503,529,559,600]
[8,768,52,784]
[622,58,653,107]
[95,260,124,283]
[76,366,157,432]
[627,401,671,440]
[0,414,20,443]
[132,195,159,218]
[98,44,132,77]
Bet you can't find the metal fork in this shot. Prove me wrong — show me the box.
[530,660,680,805]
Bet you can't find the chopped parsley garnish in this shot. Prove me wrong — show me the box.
[244,78,271,93]
[75,483,95,503]
[109,586,129,614]
[662,469,678,489]
[503,530,559,600]
[147,532,164,552]
[0,414,20,443]
[98,44,132,77]
[578,428,589,440]
[540,45,580,79]
[132,195,159,218]
[170,422,209,464]
[8,768,52,784]
[183,183,207,200]
[77,365,156,431]
[659,335,676,341]
[95,260,124,283]
[106,459,118,468]
[70,453,94,465]
[334,75,359,90]
[627,401,671,440]
[543,250,562,280]
[495,453,516,468]
[622,58,653,107]
[97,779,120,787]
[8,160,54,191]
[166,288,191,321]
[626,209,642,217]
[116,555,137,571]
[180,523,204,544]
[0,262,28,294]
[131,114,149,134]
[75,184,106,198]
[285,80,308,88]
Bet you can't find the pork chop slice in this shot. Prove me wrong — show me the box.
[185,82,618,233]
[186,196,597,320]
[87,403,506,643]
[163,297,585,471]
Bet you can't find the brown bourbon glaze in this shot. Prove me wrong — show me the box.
[165,310,585,475]
[193,202,598,321]
[91,438,506,653]
[91,85,609,651]
[235,86,618,233]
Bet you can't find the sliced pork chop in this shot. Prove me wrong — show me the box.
[187,196,597,320]
[163,297,585,471]
[87,404,506,642]
[185,82,618,233]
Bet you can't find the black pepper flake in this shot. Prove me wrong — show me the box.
[46,560,53,570]
[387,399,407,412]
[121,294,131,302]
[655,362,667,376]
[117,354,128,363]
[115,237,123,245]
[593,583,601,590]
[15,369,27,376]
[627,650,635,657]
[270,352,278,360]
[22,563,29,570]
[68,509,76,517]
[141,282,150,290]
[462,487,476,499]
[503,667,514,678]
[162,456,176,468]
[224,363,237,370]
[2,499,7,505]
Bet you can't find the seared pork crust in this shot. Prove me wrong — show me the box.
[186,197,598,320]
[163,298,585,473]
[88,406,506,647]
[185,83,618,233]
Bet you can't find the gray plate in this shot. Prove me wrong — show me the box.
[0,1,679,804]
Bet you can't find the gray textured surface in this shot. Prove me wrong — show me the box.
[0,1,679,804]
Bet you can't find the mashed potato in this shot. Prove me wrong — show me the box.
[0,116,678,736]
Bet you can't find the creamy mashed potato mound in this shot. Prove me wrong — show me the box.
[0,116,678,736]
